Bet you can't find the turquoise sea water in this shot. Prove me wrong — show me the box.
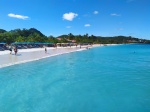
[0,44,150,112]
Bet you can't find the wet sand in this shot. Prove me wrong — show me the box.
[0,47,85,68]
[0,44,118,68]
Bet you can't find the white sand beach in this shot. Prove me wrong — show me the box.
[0,44,117,68]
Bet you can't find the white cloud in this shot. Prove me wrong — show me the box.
[8,13,29,20]
[93,11,99,14]
[66,26,72,28]
[84,24,91,27]
[62,12,78,21]
[110,13,121,16]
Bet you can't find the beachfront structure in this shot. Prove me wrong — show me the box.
[0,42,8,51]
[11,42,54,49]
[0,42,6,46]
[57,43,77,47]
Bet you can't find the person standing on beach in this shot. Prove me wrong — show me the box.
[9,46,12,54]
[14,46,18,55]
[45,47,47,53]
[55,44,57,48]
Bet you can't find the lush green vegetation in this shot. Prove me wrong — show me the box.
[0,28,149,44]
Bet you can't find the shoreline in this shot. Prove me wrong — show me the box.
[0,48,86,69]
[0,44,118,68]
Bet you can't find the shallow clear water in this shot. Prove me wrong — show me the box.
[0,44,150,112]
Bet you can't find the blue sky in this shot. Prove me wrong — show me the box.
[0,0,150,39]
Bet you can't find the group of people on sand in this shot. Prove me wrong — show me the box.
[8,44,90,56]
[9,46,18,55]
